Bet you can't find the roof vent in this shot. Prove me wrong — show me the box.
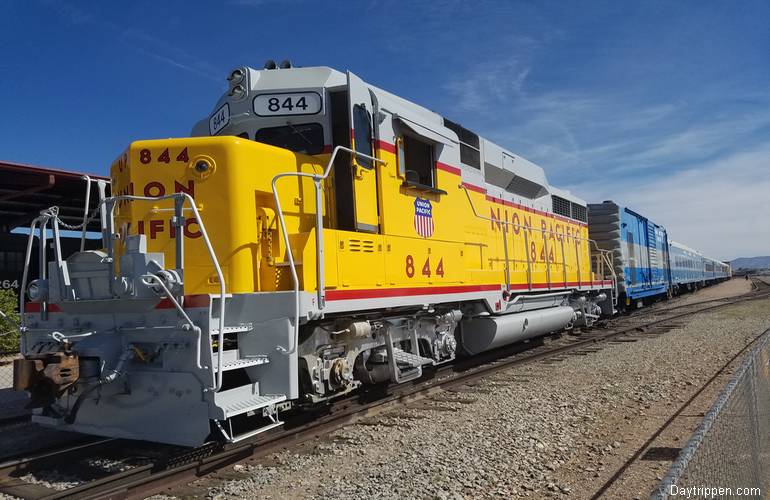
[264,59,277,70]
[279,59,292,69]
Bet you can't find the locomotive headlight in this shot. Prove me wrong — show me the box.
[228,68,245,85]
[229,84,246,100]
[27,279,48,302]
[188,155,217,180]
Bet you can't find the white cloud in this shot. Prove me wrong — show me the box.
[444,60,531,113]
[441,52,770,259]
[616,110,770,169]
[568,145,770,261]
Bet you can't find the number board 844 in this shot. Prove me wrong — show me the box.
[253,91,322,117]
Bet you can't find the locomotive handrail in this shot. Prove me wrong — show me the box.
[79,175,92,252]
[461,186,522,290]
[460,185,616,295]
[587,241,617,307]
[104,193,226,390]
[19,193,226,391]
[19,209,74,327]
[271,145,385,356]
[139,273,205,372]
[19,217,43,329]
[461,185,597,240]
[462,185,572,291]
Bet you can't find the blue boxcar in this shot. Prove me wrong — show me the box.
[588,201,671,306]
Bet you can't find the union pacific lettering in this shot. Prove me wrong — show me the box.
[136,219,201,240]
[116,179,202,240]
[489,207,583,245]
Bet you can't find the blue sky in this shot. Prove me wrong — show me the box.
[1,0,769,259]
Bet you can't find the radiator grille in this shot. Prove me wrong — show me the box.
[552,196,572,217]
[571,203,587,222]
[552,196,587,222]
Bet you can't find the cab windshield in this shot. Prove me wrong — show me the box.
[254,123,324,155]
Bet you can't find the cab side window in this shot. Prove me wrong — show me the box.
[352,104,373,168]
[443,118,480,169]
[400,135,434,187]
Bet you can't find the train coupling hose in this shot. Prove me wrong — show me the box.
[64,345,135,424]
[101,344,136,384]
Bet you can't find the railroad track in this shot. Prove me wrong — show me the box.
[601,277,768,327]
[590,324,770,499]
[2,279,769,500]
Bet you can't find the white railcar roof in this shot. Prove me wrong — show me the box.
[670,240,703,256]
[671,241,729,266]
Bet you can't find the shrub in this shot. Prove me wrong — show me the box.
[0,289,20,353]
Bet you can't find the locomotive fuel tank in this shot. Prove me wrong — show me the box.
[460,306,576,355]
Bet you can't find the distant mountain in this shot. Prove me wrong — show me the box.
[730,256,770,269]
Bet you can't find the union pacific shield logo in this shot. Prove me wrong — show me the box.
[414,197,434,238]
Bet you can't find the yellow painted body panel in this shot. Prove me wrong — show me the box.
[110,136,597,300]
[110,136,326,296]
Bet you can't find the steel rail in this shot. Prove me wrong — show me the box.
[0,438,117,477]
[605,277,768,326]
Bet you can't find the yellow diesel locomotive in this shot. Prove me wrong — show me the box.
[14,62,615,445]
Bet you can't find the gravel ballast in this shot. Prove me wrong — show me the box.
[169,281,770,499]
[657,277,752,308]
[2,280,762,499]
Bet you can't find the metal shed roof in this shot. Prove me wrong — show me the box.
[0,160,109,233]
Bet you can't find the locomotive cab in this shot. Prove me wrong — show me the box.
[190,63,380,235]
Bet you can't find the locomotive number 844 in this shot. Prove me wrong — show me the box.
[13,62,722,447]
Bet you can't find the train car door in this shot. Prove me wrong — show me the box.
[645,221,657,287]
[636,216,652,288]
[347,71,379,233]
[660,227,672,291]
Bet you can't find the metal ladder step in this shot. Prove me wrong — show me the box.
[392,347,434,368]
[212,350,270,372]
[215,419,284,444]
[211,323,253,335]
[214,389,286,420]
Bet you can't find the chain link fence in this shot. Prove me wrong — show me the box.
[0,289,27,419]
[653,329,770,499]
[0,350,28,419]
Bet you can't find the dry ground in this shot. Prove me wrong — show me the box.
[156,279,769,499]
